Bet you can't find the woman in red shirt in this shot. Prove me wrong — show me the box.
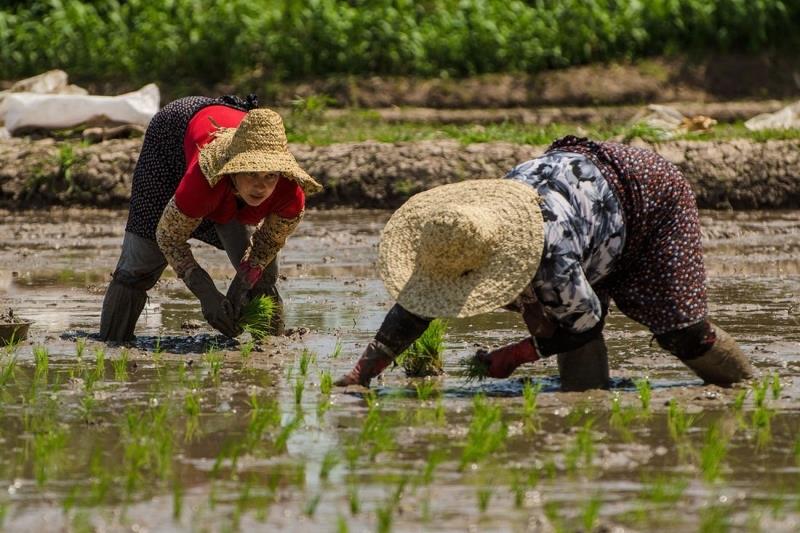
[99,95,321,341]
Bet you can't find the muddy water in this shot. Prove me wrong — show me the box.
[0,208,799,532]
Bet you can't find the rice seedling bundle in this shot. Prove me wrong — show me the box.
[239,295,276,340]
[396,319,446,377]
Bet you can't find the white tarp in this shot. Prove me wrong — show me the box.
[745,101,800,131]
[2,83,160,134]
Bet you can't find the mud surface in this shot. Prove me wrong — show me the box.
[2,138,800,210]
[0,208,798,531]
[277,55,800,108]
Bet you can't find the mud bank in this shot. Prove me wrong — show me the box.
[1,137,799,209]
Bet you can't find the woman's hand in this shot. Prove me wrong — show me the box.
[226,261,263,318]
[475,338,540,379]
[184,267,241,337]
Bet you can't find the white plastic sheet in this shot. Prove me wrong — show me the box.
[745,101,800,131]
[2,83,160,134]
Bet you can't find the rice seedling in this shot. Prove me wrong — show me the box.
[112,348,129,381]
[203,348,224,384]
[396,319,447,377]
[421,449,445,486]
[751,402,774,450]
[565,419,596,474]
[298,348,314,377]
[460,394,507,469]
[359,396,396,460]
[331,339,343,359]
[609,393,636,440]
[337,515,349,533]
[543,500,566,532]
[33,345,49,381]
[667,399,695,441]
[376,477,407,533]
[699,504,728,533]
[581,494,602,532]
[80,391,96,422]
[172,475,184,522]
[32,421,67,486]
[320,369,333,395]
[152,336,165,364]
[770,372,782,400]
[319,449,339,481]
[244,393,280,450]
[477,485,492,513]
[522,380,542,418]
[239,295,276,340]
[414,377,439,400]
[0,356,17,386]
[635,377,651,413]
[348,484,360,515]
[122,404,174,495]
[183,389,201,441]
[640,475,687,505]
[304,492,322,518]
[87,449,112,506]
[700,423,728,484]
[239,340,254,368]
[75,338,86,359]
[294,374,305,405]
[92,347,105,381]
[274,415,302,451]
[459,351,491,382]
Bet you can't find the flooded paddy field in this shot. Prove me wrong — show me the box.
[0,208,799,532]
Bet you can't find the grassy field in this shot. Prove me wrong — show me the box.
[284,111,800,146]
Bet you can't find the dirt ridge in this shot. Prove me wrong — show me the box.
[1,137,798,210]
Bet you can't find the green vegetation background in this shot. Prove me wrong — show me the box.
[1,0,798,86]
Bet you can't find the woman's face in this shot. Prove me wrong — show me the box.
[231,172,281,206]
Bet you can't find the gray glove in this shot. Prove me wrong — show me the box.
[225,261,263,319]
[184,267,241,338]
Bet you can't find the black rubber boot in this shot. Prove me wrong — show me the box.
[557,336,610,392]
[98,279,148,342]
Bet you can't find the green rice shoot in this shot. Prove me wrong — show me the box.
[239,296,276,340]
[460,352,491,382]
[396,319,447,377]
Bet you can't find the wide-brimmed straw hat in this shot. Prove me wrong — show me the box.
[378,179,544,318]
[199,108,322,194]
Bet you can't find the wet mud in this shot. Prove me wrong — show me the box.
[0,208,799,531]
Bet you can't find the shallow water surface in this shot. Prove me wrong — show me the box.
[0,208,799,532]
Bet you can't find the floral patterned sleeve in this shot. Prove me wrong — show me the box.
[242,210,304,270]
[155,196,202,278]
[505,152,626,334]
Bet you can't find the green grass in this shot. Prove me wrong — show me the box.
[283,114,800,147]
[396,319,447,377]
[239,295,276,340]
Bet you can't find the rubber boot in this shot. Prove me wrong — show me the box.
[98,279,148,342]
[557,336,610,392]
[334,340,395,387]
[681,324,754,385]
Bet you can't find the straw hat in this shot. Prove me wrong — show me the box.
[378,179,544,318]
[199,108,322,194]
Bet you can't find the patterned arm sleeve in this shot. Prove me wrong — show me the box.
[155,196,202,278]
[534,205,604,334]
[242,210,304,270]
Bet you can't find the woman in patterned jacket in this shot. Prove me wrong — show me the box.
[99,96,321,342]
[335,136,754,391]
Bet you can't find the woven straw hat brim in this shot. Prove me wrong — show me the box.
[218,149,322,195]
[198,125,322,195]
[378,179,544,318]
